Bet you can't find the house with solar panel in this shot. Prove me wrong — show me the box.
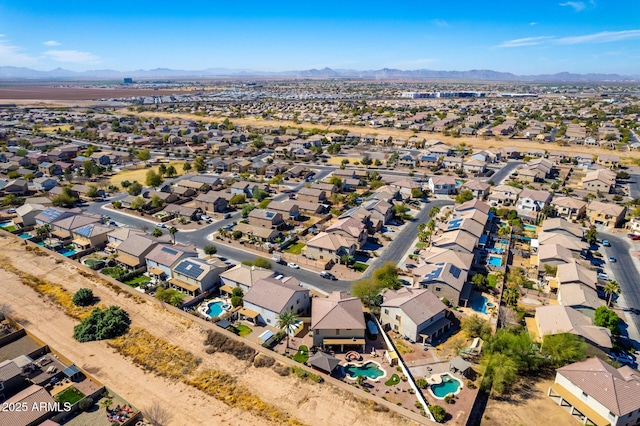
[411,262,471,307]
[170,257,227,296]
[145,243,198,281]
[71,223,113,250]
[440,217,485,240]
[247,209,285,230]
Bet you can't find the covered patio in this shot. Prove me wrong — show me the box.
[322,338,366,352]
[548,383,610,426]
[169,278,199,297]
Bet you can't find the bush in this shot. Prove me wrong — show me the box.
[272,362,290,376]
[203,245,217,255]
[72,288,94,306]
[466,380,477,389]
[415,378,428,389]
[231,295,243,307]
[78,397,94,412]
[155,288,185,307]
[253,354,275,368]
[444,394,455,404]
[429,405,446,423]
[73,307,130,342]
[253,257,272,269]
[203,330,256,361]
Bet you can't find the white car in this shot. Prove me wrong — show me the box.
[155,223,166,228]
[287,262,300,269]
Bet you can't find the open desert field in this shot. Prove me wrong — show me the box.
[0,234,417,426]
[109,161,186,187]
[0,85,194,101]
[122,109,640,164]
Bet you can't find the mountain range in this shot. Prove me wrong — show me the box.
[0,66,637,82]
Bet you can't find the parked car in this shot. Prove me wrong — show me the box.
[287,262,300,269]
[288,193,296,199]
[200,215,211,221]
[320,271,337,280]
[602,240,611,247]
[629,234,640,241]
[274,274,284,280]
[609,350,635,364]
[597,272,610,281]
[405,263,417,269]
[155,222,166,228]
[223,213,232,219]
[609,256,617,263]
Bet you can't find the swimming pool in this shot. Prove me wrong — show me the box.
[488,255,502,267]
[470,295,488,314]
[57,247,78,257]
[430,374,463,399]
[343,361,386,380]
[18,233,32,239]
[524,225,537,231]
[206,301,226,317]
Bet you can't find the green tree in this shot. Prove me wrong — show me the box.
[151,227,163,237]
[472,273,488,288]
[253,257,272,269]
[127,181,143,196]
[203,245,217,255]
[193,156,206,172]
[36,224,51,244]
[461,315,492,340]
[455,189,474,204]
[150,194,163,208]
[120,180,132,189]
[51,186,78,207]
[155,288,185,307]
[72,288,94,306]
[429,405,447,423]
[594,306,620,336]
[269,174,284,186]
[480,352,518,396]
[158,164,167,176]
[503,286,520,307]
[131,196,146,211]
[252,188,269,201]
[136,149,151,162]
[145,169,163,188]
[166,165,177,177]
[411,188,425,199]
[372,262,401,289]
[351,278,384,307]
[183,162,192,172]
[584,226,598,245]
[241,203,256,217]
[541,333,587,367]
[277,310,300,351]
[428,206,441,219]
[229,194,246,205]
[86,185,99,199]
[603,280,621,308]
[73,306,130,342]
[168,226,178,244]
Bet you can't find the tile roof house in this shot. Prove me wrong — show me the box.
[194,191,230,213]
[460,180,490,200]
[412,262,470,306]
[116,234,160,270]
[440,217,485,239]
[311,291,366,350]
[542,217,585,239]
[219,264,274,294]
[534,305,612,349]
[516,188,553,222]
[581,169,616,193]
[431,229,478,254]
[0,384,57,426]
[551,197,587,221]
[297,187,327,203]
[537,243,575,269]
[325,217,368,248]
[586,201,626,228]
[380,288,450,343]
[488,184,522,206]
[170,257,227,296]
[242,277,310,326]
[247,209,285,229]
[549,357,640,426]
[419,246,474,271]
[145,243,198,280]
[537,231,587,253]
[454,199,491,215]
[303,232,357,265]
[428,176,458,195]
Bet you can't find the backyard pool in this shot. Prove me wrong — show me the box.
[487,255,503,267]
[57,247,78,257]
[470,295,489,314]
[430,373,463,399]
[200,300,231,318]
[343,361,386,380]
[524,225,537,232]
[18,233,32,239]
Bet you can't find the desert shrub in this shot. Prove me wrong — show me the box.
[78,397,94,412]
[429,404,447,423]
[73,306,130,342]
[415,378,428,389]
[272,362,290,376]
[203,330,256,361]
[253,354,275,368]
[444,394,455,404]
[72,288,94,306]
[466,380,477,389]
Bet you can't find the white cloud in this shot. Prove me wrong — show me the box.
[44,49,99,64]
[43,40,60,46]
[556,30,640,44]
[497,36,553,48]
[0,39,38,66]
[432,19,449,28]
[529,22,538,26]
[559,1,586,11]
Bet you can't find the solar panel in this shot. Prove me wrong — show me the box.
[424,266,443,281]
[175,259,204,279]
[74,224,93,237]
[447,218,463,230]
[450,265,461,279]
[161,247,178,255]
[265,211,275,219]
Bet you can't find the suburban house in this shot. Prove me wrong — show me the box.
[325,217,368,248]
[488,185,522,206]
[419,246,474,272]
[380,288,451,344]
[537,244,575,269]
[533,305,612,349]
[169,257,227,296]
[310,291,366,351]
[233,222,283,243]
[390,178,420,199]
[412,262,470,306]
[431,230,478,253]
[548,357,640,426]
[455,199,491,215]
[15,203,46,227]
[145,243,198,281]
[70,223,113,250]
[597,154,620,168]
[219,264,274,294]
[115,235,160,270]
[297,187,327,204]
[542,218,584,239]
[581,169,616,193]
[303,232,357,265]
[440,217,485,239]
[536,232,587,253]
[194,191,229,213]
[268,200,301,221]
[463,159,487,174]
[551,197,587,221]
[460,180,490,200]
[33,177,58,191]
[242,277,310,326]
[428,176,458,195]
[516,188,553,221]
[163,204,202,222]
[586,201,626,228]
[247,209,285,229]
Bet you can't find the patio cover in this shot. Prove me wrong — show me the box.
[216,319,232,329]
[550,383,610,426]
[450,356,471,373]
[169,278,199,292]
[62,364,81,379]
[148,267,165,276]
[116,252,141,268]
[51,229,70,239]
[309,351,340,373]
[238,307,260,319]
[219,284,236,294]
[323,338,365,345]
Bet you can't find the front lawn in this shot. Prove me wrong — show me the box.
[293,345,309,363]
[124,275,151,287]
[352,262,369,272]
[234,324,253,337]
[55,386,85,405]
[385,374,401,386]
[285,242,305,255]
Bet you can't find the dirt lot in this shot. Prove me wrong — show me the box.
[109,161,185,187]
[0,86,194,100]
[481,376,575,426]
[0,235,416,426]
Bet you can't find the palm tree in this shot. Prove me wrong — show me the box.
[277,310,299,353]
[603,280,621,308]
[168,226,178,244]
[36,224,51,245]
[503,286,520,307]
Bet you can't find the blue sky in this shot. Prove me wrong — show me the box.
[1,0,639,74]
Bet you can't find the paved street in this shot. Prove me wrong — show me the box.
[628,169,640,199]
[602,234,640,343]
[487,160,523,185]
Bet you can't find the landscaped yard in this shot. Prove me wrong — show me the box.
[1,225,16,232]
[102,266,128,279]
[352,262,369,272]
[234,324,253,337]
[415,243,426,249]
[487,274,498,288]
[393,339,414,355]
[293,345,309,363]
[55,386,85,405]
[124,275,151,287]
[284,242,305,255]
[385,374,401,386]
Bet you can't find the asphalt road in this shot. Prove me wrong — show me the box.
[629,171,640,200]
[487,160,523,185]
[602,234,640,339]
